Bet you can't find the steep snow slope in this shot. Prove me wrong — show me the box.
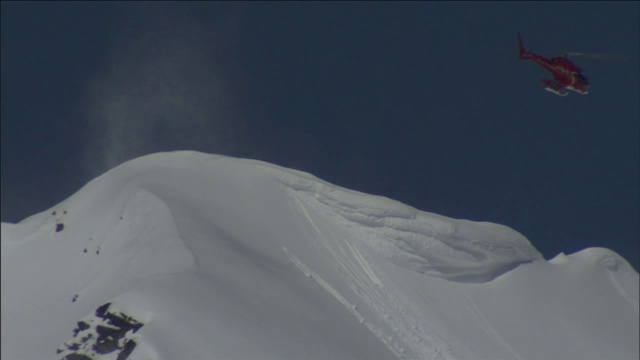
[2,151,638,360]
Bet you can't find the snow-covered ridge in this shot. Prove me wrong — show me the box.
[273,171,542,282]
[15,150,541,283]
[2,151,637,360]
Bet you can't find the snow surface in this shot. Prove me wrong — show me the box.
[2,151,638,360]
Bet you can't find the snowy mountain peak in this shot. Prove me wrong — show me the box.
[2,151,637,360]
[272,165,542,283]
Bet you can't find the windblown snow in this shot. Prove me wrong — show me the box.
[2,151,638,360]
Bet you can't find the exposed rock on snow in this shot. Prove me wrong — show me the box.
[56,302,143,360]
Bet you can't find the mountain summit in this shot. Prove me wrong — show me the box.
[2,151,638,359]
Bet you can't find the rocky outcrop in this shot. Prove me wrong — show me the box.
[57,302,143,360]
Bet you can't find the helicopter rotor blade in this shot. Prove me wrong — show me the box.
[562,52,629,61]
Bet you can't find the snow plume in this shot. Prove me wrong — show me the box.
[82,3,245,177]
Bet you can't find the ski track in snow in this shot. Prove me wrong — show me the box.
[282,196,409,359]
[282,176,453,359]
[273,171,542,283]
[281,246,406,358]
[462,292,524,360]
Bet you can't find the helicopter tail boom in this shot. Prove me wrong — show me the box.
[517,32,531,59]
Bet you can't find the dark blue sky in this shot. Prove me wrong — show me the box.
[2,2,638,270]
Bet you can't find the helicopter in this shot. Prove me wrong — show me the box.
[518,32,590,96]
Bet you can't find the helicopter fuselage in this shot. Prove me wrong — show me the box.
[518,33,589,96]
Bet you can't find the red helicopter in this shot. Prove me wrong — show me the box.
[518,32,590,96]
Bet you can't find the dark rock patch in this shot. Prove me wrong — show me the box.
[73,321,90,337]
[103,313,143,334]
[116,340,137,360]
[80,334,93,343]
[95,303,111,318]
[94,325,121,354]
[58,302,144,360]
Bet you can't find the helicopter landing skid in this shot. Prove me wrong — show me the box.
[541,79,568,96]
